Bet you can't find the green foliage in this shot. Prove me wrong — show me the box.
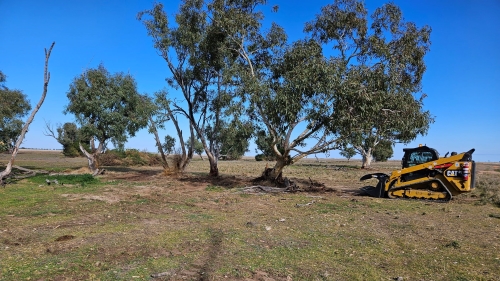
[305,0,433,168]
[64,64,151,169]
[255,154,265,161]
[163,135,176,155]
[208,119,253,160]
[0,70,32,152]
[138,1,251,175]
[53,122,89,157]
[255,130,282,161]
[340,147,357,161]
[213,1,345,174]
[372,140,394,162]
[185,137,205,159]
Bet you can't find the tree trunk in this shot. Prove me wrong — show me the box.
[0,42,55,185]
[79,143,102,176]
[270,156,286,180]
[149,117,168,169]
[166,105,192,173]
[361,150,373,168]
[208,155,219,177]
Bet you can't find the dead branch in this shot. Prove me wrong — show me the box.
[13,165,48,174]
[43,120,58,140]
[0,42,55,185]
[241,185,287,194]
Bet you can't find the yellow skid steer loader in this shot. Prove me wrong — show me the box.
[360,146,476,201]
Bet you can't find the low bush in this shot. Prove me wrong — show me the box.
[475,173,500,207]
[99,149,161,167]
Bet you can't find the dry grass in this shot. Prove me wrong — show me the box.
[1,151,500,280]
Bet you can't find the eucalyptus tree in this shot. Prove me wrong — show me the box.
[372,139,393,162]
[149,90,195,171]
[0,71,32,153]
[44,122,88,157]
[64,64,150,176]
[340,146,356,161]
[1,42,55,185]
[207,118,253,160]
[162,135,176,156]
[258,39,346,177]
[185,136,205,160]
[305,0,433,168]
[138,0,246,176]
[208,0,350,179]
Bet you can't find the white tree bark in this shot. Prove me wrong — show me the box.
[1,42,55,185]
[78,142,102,176]
[361,152,373,168]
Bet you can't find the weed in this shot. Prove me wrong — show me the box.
[446,240,461,249]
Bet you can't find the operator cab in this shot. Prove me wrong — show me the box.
[402,146,439,168]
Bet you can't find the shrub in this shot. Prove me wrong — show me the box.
[475,174,500,207]
[99,149,161,167]
[99,150,123,166]
[255,154,265,161]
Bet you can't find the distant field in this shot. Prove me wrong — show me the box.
[1,150,499,280]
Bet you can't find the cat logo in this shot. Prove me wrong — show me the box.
[446,170,460,177]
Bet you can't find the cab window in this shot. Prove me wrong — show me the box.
[408,151,435,166]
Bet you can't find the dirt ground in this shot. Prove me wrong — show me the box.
[1,151,500,280]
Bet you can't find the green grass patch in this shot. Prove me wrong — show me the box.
[27,173,98,186]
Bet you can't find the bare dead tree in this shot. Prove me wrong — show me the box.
[1,42,55,186]
[43,120,59,140]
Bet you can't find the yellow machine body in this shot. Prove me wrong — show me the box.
[360,147,476,201]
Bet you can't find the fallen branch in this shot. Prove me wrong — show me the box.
[151,271,174,278]
[241,185,287,193]
[295,200,315,207]
[13,165,49,175]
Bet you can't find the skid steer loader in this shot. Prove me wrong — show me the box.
[360,146,476,201]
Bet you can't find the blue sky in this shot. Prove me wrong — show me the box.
[1,0,499,162]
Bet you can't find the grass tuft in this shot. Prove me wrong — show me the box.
[445,240,461,249]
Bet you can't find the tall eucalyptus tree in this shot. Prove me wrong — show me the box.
[64,64,150,176]
[138,0,246,176]
[305,0,434,168]
[209,0,349,179]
